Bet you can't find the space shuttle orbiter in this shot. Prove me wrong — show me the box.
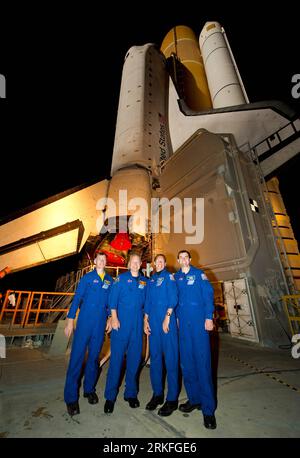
[0,22,299,348]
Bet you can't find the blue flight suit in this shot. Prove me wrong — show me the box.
[144,269,179,401]
[175,265,216,415]
[64,269,113,404]
[104,271,147,401]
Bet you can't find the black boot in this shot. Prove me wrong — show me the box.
[158,400,178,417]
[203,414,217,429]
[124,397,140,408]
[179,400,201,413]
[104,400,115,414]
[145,395,164,411]
[66,401,80,416]
[84,392,99,405]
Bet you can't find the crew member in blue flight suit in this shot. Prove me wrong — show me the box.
[104,252,147,414]
[175,250,217,430]
[144,254,179,416]
[64,251,113,416]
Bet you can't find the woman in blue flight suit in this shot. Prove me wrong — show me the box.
[104,253,147,414]
[175,250,217,430]
[144,254,179,416]
[64,251,113,416]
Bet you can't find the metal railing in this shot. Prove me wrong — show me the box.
[0,267,130,328]
[0,290,74,327]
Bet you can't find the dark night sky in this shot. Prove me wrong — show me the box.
[0,4,299,290]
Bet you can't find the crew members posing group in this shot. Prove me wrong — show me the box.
[64,250,217,429]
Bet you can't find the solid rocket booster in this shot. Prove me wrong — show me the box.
[199,21,248,108]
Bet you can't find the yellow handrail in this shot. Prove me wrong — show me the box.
[0,290,74,327]
[282,294,300,335]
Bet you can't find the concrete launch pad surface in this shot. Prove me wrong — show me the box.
[0,333,299,438]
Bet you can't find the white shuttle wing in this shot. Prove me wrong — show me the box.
[0,180,108,272]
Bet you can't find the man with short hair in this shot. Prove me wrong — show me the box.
[175,250,217,430]
[104,253,147,414]
[144,254,179,416]
[64,251,113,416]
